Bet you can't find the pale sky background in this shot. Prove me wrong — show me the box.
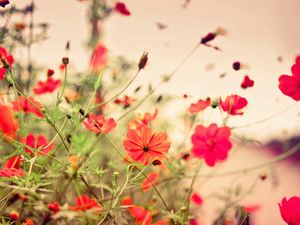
[5,0,300,224]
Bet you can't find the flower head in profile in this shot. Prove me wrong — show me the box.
[241,75,254,89]
[122,196,152,225]
[11,96,44,118]
[279,196,300,225]
[128,109,158,130]
[22,134,54,156]
[191,123,232,167]
[69,195,102,213]
[123,126,171,165]
[0,47,14,80]
[0,104,19,140]
[187,98,211,114]
[90,43,108,73]
[114,2,131,16]
[279,59,300,101]
[33,76,61,95]
[0,155,24,178]
[114,95,135,108]
[142,172,159,192]
[83,113,116,134]
[219,94,248,115]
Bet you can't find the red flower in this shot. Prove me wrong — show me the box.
[114,2,131,16]
[0,0,9,8]
[69,195,102,212]
[128,109,158,130]
[22,134,54,156]
[279,60,300,101]
[47,69,54,76]
[142,172,159,192]
[83,113,116,134]
[279,196,300,225]
[115,95,135,108]
[9,211,19,221]
[23,218,34,225]
[219,94,248,115]
[191,123,232,167]
[48,201,60,214]
[191,192,203,206]
[0,47,14,80]
[241,75,254,89]
[90,43,108,73]
[122,196,153,225]
[0,155,24,178]
[33,77,61,95]
[11,96,44,118]
[0,104,19,140]
[187,98,211,114]
[123,126,171,165]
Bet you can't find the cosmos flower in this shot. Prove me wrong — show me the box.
[187,98,211,114]
[279,59,300,101]
[0,104,19,140]
[279,196,300,225]
[11,96,44,118]
[83,113,116,134]
[48,201,60,214]
[142,172,159,192]
[0,47,14,80]
[191,123,232,167]
[90,43,108,73]
[128,109,158,130]
[0,155,24,178]
[114,2,131,16]
[219,94,248,115]
[241,75,254,89]
[22,134,54,156]
[69,195,102,212]
[123,126,170,165]
[33,77,61,95]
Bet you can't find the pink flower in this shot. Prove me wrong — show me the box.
[0,47,14,80]
[241,75,254,89]
[114,2,131,16]
[83,113,116,134]
[191,123,232,167]
[219,94,248,115]
[187,98,211,114]
[90,43,108,73]
[279,196,300,225]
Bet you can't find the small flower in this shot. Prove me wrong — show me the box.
[11,96,44,118]
[33,77,61,95]
[191,123,232,167]
[0,0,9,8]
[114,2,131,16]
[90,43,108,73]
[0,47,14,80]
[22,134,54,156]
[243,204,261,214]
[219,94,248,115]
[114,95,135,108]
[123,126,171,165]
[48,201,60,214]
[47,69,54,76]
[83,113,116,134]
[128,109,158,130]
[0,104,19,140]
[241,75,254,89]
[69,195,102,212]
[191,193,203,206]
[0,155,24,178]
[278,60,300,101]
[187,98,211,114]
[279,196,300,225]
[23,218,34,225]
[142,172,159,192]
[122,196,153,225]
[68,155,80,170]
[9,211,19,221]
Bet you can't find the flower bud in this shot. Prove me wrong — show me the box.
[138,52,148,70]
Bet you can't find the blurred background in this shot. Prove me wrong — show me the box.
[5,0,300,224]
